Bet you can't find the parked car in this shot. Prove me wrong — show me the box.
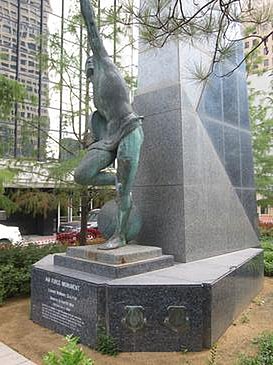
[259,214,273,225]
[0,223,23,245]
[57,209,101,244]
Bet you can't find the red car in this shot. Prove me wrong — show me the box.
[56,209,101,244]
[259,214,273,225]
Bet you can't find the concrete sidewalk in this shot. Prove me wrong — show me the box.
[22,234,56,245]
[0,342,37,365]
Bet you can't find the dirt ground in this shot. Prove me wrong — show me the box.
[1,278,273,365]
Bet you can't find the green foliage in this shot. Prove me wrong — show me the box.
[0,73,41,158]
[0,244,66,304]
[261,238,273,250]
[48,153,86,185]
[43,335,94,365]
[244,27,265,76]
[10,190,59,218]
[0,169,17,193]
[0,75,27,120]
[0,194,18,216]
[237,332,273,365]
[259,225,273,239]
[0,168,19,215]
[237,354,260,365]
[0,264,30,305]
[249,88,273,209]
[239,313,250,324]
[261,239,273,276]
[96,327,119,356]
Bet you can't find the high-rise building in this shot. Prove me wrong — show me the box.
[244,23,273,73]
[0,0,51,158]
[243,19,273,220]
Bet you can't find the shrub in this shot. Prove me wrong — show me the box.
[0,243,66,304]
[96,327,119,356]
[259,223,273,239]
[237,332,273,365]
[43,335,94,365]
[261,239,273,276]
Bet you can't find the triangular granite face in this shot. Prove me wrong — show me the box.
[181,91,258,261]
[133,40,259,262]
[196,48,257,231]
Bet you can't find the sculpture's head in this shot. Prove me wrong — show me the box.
[85,56,94,81]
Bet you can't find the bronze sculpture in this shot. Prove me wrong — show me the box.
[75,0,144,250]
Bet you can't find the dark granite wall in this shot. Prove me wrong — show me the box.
[133,41,259,262]
[197,48,257,230]
[31,248,263,351]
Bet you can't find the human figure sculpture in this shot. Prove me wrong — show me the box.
[74,0,144,250]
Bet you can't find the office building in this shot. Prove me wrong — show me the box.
[0,0,51,158]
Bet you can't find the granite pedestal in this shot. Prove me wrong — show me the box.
[31,5,263,352]
[54,244,174,279]
[31,247,263,352]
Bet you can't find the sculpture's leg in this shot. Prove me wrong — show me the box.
[74,148,116,186]
[99,126,144,250]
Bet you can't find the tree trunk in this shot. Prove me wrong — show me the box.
[79,188,89,246]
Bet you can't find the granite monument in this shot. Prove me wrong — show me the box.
[31,0,263,352]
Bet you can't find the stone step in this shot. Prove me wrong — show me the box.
[54,252,174,279]
[66,244,162,265]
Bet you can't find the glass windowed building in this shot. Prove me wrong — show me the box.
[0,0,51,158]
[0,0,137,160]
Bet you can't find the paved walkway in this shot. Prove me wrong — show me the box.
[22,234,56,245]
[0,342,37,365]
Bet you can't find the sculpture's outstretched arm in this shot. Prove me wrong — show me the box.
[80,0,108,58]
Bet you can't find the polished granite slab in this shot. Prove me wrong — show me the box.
[66,244,163,264]
[53,252,174,279]
[54,244,174,279]
[133,41,258,262]
[31,247,263,351]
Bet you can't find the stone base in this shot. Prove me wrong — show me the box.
[31,248,263,352]
[54,244,174,279]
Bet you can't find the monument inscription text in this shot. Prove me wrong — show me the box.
[41,275,84,332]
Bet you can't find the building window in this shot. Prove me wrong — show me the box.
[3,25,11,33]
[28,42,36,50]
[252,39,258,47]
[261,207,268,214]
[245,41,249,49]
